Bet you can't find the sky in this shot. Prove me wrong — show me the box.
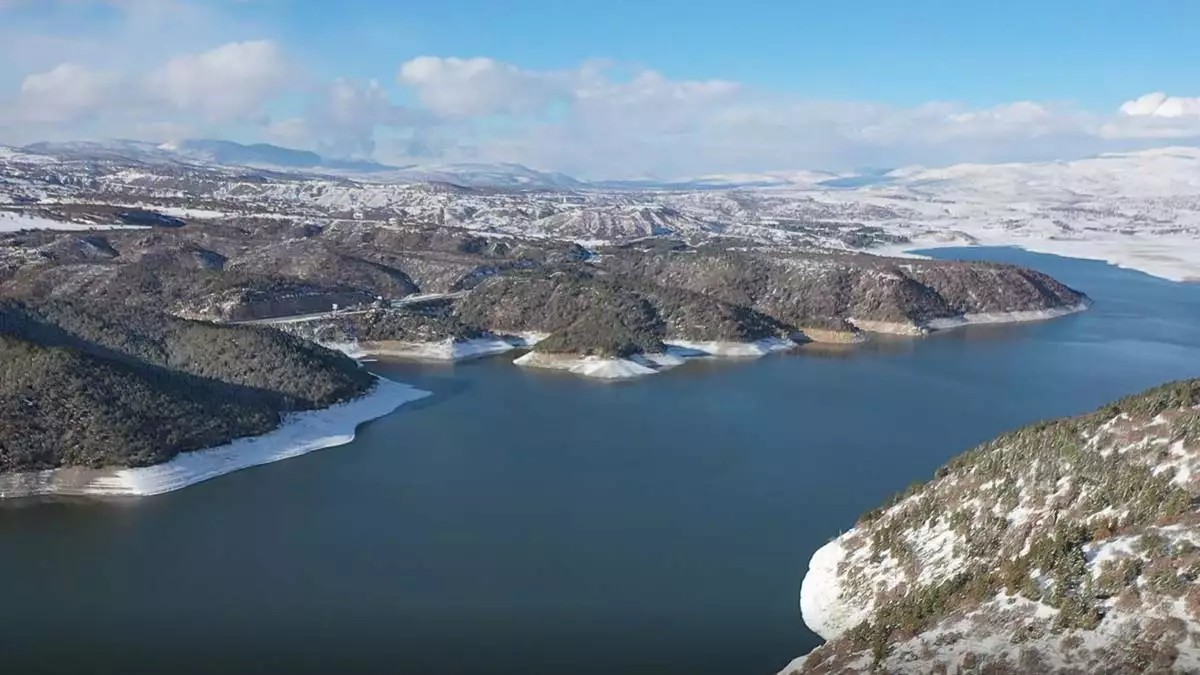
[0,0,1198,178]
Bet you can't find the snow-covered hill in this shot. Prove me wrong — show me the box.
[2,143,1198,280]
[786,379,1200,674]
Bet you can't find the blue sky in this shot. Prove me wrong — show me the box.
[1,0,1198,176]
[236,0,1200,107]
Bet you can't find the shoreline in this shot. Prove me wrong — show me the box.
[0,376,430,500]
[513,339,800,380]
[797,539,866,642]
[321,334,547,362]
[316,302,1090,381]
[865,238,1199,284]
[850,301,1090,336]
[512,351,688,379]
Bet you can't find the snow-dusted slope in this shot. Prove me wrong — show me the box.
[786,379,1200,674]
[3,143,1199,280]
[847,147,1200,281]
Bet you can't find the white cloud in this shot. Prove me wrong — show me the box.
[4,37,1200,177]
[16,62,123,123]
[398,56,574,116]
[1097,92,1200,141]
[145,40,291,123]
[1120,92,1200,118]
[266,78,429,158]
[380,56,1147,175]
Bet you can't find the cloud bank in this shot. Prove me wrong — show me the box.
[2,1,1199,177]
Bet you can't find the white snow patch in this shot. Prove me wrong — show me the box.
[663,337,797,357]
[508,331,550,347]
[0,210,142,232]
[154,206,229,219]
[326,337,517,362]
[512,351,666,379]
[800,539,868,641]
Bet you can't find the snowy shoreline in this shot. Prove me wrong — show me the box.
[663,337,798,357]
[318,307,1089,382]
[321,334,547,363]
[851,301,1090,336]
[924,301,1091,330]
[867,238,1200,284]
[513,338,802,380]
[0,376,430,499]
[512,351,686,379]
[798,539,866,642]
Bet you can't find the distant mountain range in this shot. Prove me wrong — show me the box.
[16,138,867,191]
[19,139,592,189]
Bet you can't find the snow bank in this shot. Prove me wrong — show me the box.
[513,338,796,380]
[0,377,430,499]
[512,352,666,379]
[509,332,550,347]
[154,206,229,220]
[849,302,1089,336]
[874,236,1200,284]
[663,337,798,357]
[924,301,1090,330]
[799,539,867,641]
[321,341,369,359]
[0,210,141,232]
[326,337,517,362]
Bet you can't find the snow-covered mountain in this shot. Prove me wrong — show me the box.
[162,139,395,173]
[16,139,589,189]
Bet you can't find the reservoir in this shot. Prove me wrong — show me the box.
[2,248,1198,675]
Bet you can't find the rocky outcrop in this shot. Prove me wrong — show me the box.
[787,379,1200,674]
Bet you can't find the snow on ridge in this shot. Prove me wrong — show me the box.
[0,376,430,499]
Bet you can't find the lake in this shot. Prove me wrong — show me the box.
[2,248,1198,675]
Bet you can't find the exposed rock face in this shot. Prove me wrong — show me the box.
[788,380,1200,675]
[0,299,372,473]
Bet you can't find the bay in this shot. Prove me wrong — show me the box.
[2,248,1198,675]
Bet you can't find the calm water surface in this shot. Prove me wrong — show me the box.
[2,248,1199,675]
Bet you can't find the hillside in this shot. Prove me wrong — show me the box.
[3,143,1198,281]
[0,300,372,473]
[1,219,1089,364]
[787,379,1200,674]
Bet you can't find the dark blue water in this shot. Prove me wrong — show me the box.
[1,248,1198,675]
